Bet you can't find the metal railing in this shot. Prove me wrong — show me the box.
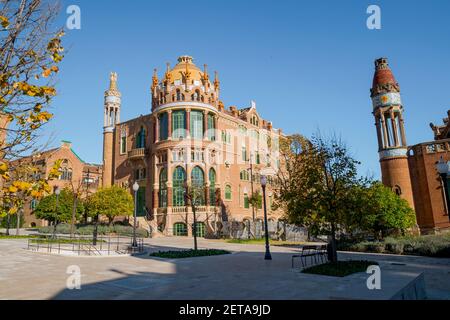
[27,234,144,256]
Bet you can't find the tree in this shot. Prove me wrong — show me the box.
[0,0,64,225]
[360,182,416,238]
[86,186,134,226]
[183,182,205,251]
[277,133,369,262]
[34,188,84,225]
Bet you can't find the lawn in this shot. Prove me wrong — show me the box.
[150,249,231,259]
[226,238,305,246]
[29,238,105,244]
[302,260,378,277]
[0,234,40,239]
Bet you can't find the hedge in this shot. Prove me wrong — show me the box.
[38,223,149,237]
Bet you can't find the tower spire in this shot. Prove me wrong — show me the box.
[151,68,158,92]
[214,71,220,90]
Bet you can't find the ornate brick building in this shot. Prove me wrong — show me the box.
[102,55,284,237]
[10,141,102,227]
[371,57,450,233]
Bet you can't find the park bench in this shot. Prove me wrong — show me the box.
[291,244,328,268]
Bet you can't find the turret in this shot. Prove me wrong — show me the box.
[371,58,415,209]
[102,72,121,187]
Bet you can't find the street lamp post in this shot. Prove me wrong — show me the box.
[52,187,61,239]
[260,175,272,260]
[132,181,139,250]
[436,156,450,221]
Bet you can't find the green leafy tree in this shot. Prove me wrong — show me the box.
[86,186,134,225]
[34,188,83,224]
[277,133,369,262]
[361,182,416,238]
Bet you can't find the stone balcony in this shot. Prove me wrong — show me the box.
[128,148,147,160]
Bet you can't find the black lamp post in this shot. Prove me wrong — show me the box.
[260,175,272,260]
[436,156,450,221]
[52,187,61,239]
[132,181,139,249]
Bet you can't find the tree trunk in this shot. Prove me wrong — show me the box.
[328,222,338,263]
[16,209,21,236]
[192,205,198,251]
[6,212,10,235]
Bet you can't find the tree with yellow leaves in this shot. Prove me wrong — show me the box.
[0,0,64,231]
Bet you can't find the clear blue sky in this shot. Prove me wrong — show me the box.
[45,0,450,179]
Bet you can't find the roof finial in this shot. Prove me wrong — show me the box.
[214,71,220,90]
[151,68,158,92]
[202,64,209,83]
[106,72,120,96]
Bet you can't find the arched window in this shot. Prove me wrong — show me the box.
[173,222,187,236]
[225,184,232,200]
[120,128,127,154]
[173,166,186,206]
[240,170,249,181]
[190,110,203,140]
[172,110,186,139]
[191,166,205,205]
[136,126,146,148]
[209,168,216,205]
[393,185,402,196]
[159,168,168,208]
[176,89,182,101]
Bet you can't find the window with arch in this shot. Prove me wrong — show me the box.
[159,168,168,208]
[159,113,168,140]
[173,166,186,206]
[136,126,146,148]
[209,168,216,205]
[191,166,205,205]
[176,89,182,101]
[190,110,203,140]
[172,110,186,139]
[59,167,72,180]
[173,222,187,236]
[120,128,127,154]
[240,170,249,181]
[225,184,232,200]
[393,185,402,196]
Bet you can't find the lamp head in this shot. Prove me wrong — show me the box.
[260,175,267,187]
[54,187,61,195]
[132,181,139,192]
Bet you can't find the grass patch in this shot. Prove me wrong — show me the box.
[302,260,378,277]
[150,249,231,259]
[29,238,105,244]
[0,234,41,239]
[226,238,304,246]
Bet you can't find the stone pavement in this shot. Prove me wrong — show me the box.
[0,237,449,299]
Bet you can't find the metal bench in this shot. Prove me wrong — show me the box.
[291,244,328,268]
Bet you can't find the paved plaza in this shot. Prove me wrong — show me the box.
[0,237,449,300]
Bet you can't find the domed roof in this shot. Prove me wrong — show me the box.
[371,57,400,97]
[165,55,206,84]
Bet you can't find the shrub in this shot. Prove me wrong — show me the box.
[0,215,25,228]
[302,260,378,277]
[37,223,149,237]
[150,249,230,259]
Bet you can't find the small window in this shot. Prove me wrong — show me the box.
[244,193,249,209]
[225,185,232,200]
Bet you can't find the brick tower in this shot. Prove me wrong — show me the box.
[370,58,415,209]
[102,72,121,187]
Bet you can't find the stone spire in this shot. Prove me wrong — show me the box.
[105,72,121,97]
[151,68,158,93]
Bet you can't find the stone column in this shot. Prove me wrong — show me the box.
[399,112,407,146]
[390,109,399,146]
[380,111,389,148]
[152,189,159,209]
[155,114,160,142]
[186,109,191,138]
[167,110,172,140]
[203,110,208,140]
[375,117,383,150]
